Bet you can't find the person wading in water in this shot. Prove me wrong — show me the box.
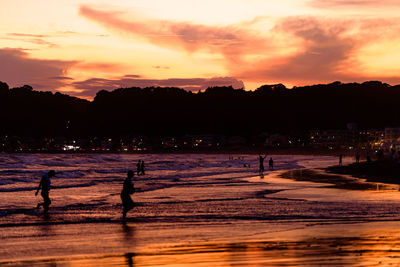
[121,170,136,219]
[35,170,55,213]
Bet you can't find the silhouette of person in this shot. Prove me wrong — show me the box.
[339,154,343,166]
[259,154,266,172]
[140,160,145,175]
[121,170,136,218]
[355,152,360,164]
[269,157,274,170]
[136,160,141,175]
[35,170,55,213]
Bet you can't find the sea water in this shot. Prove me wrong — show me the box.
[1,153,400,266]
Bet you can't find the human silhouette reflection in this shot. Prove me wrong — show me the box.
[122,222,136,266]
[125,252,135,267]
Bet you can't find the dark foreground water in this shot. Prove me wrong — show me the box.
[1,154,400,266]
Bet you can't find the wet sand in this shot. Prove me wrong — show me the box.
[326,160,400,186]
[3,220,400,266]
[280,168,397,191]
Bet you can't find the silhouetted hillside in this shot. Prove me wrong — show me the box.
[0,83,89,137]
[1,80,399,138]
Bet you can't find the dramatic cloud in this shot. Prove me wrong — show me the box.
[79,5,400,85]
[235,16,400,84]
[0,48,243,98]
[236,17,353,82]
[70,76,244,97]
[79,5,270,62]
[0,48,77,90]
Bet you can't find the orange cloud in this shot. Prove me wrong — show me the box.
[74,62,126,72]
[79,5,271,63]
[235,17,354,82]
[234,16,400,85]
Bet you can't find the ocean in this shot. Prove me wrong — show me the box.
[1,153,400,266]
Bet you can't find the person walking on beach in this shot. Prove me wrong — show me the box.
[121,170,136,218]
[355,152,360,164]
[339,154,343,166]
[259,154,266,172]
[35,170,55,213]
[269,157,274,170]
[140,160,145,175]
[136,160,141,175]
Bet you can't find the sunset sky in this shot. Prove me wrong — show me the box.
[1,0,400,98]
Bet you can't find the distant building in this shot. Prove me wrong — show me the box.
[309,129,352,149]
[385,128,400,143]
[358,129,385,149]
[265,134,289,147]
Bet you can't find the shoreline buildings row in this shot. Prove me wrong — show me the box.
[1,124,399,153]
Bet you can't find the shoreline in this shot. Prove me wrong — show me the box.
[325,160,400,186]
[280,160,400,190]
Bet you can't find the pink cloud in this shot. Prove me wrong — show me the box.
[74,62,125,72]
[236,17,354,82]
[0,48,77,90]
[3,36,58,48]
[0,48,243,98]
[7,33,50,38]
[79,5,400,85]
[235,16,400,85]
[79,5,270,62]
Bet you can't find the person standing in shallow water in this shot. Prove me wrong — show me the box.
[140,160,145,175]
[121,170,136,218]
[35,170,55,213]
[259,154,266,172]
[269,157,274,170]
[136,160,141,175]
[339,154,343,166]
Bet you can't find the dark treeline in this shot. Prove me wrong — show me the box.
[1,80,400,138]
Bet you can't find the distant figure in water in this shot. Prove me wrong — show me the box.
[35,170,55,213]
[269,157,274,170]
[339,154,343,166]
[259,154,266,172]
[121,170,136,218]
[136,160,141,175]
[355,152,360,164]
[140,160,145,175]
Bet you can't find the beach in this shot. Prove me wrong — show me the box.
[2,154,400,266]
